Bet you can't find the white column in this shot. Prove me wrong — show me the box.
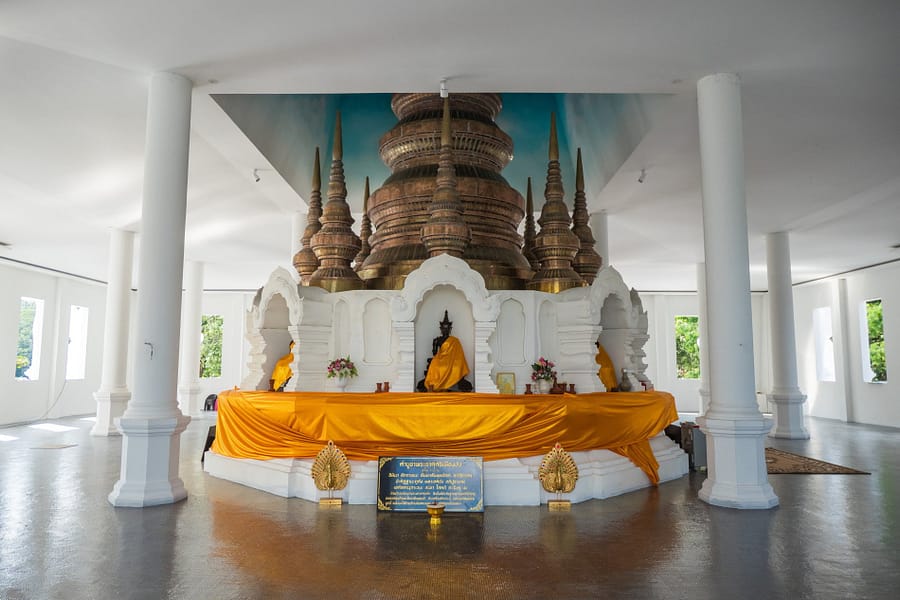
[109,72,193,507]
[92,229,135,436]
[697,262,711,415]
[177,261,204,417]
[766,231,809,438]
[589,210,609,268]
[695,73,778,510]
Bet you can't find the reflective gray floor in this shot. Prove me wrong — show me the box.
[1,413,898,599]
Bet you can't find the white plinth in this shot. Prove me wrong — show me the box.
[109,414,191,507]
[91,390,131,436]
[767,391,810,439]
[203,434,688,505]
[697,415,779,509]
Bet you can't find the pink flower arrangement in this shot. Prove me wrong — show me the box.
[531,357,557,381]
[326,356,358,379]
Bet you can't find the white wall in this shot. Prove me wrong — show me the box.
[794,261,900,429]
[0,263,105,426]
[4,258,898,429]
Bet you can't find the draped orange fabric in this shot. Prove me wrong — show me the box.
[595,343,618,391]
[211,389,679,484]
[424,336,470,391]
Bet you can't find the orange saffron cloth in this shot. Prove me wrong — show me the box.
[424,336,470,392]
[211,389,679,485]
[595,343,618,391]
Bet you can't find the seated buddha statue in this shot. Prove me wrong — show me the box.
[595,341,618,392]
[416,311,473,392]
[270,341,295,392]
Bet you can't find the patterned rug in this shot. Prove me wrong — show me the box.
[765,447,869,474]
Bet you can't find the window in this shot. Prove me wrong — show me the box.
[16,297,45,380]
[65,305,90,380]
[199,315,223,378]
[675,315,700,379]
[813,307,836,382]
[861,298,887,383]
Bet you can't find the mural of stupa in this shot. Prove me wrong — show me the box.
[355,93,535,290]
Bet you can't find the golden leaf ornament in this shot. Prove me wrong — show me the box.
[539,443,579,495]
[311,440,351,492]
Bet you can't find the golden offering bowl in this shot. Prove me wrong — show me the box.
[427,502,445,524]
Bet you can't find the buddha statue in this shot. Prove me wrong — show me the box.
[416,311,473,392]
[270,341,295,392]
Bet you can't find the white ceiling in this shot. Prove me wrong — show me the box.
[1,1,898,291]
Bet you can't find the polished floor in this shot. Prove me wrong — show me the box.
[1,413,898,600]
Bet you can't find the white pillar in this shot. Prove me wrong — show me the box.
[766,231,809,439]
[92,229,135,436]
[109,72,193,507]
[696,262,711,415]
[177,261,204,417]
[695,73,777,510]
[589,210,609,268]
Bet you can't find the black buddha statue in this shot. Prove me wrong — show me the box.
[416,310,473,392]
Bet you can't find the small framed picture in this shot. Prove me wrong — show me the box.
[496,372,516,395]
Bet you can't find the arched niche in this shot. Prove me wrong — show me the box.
[597,293,628,376]
[333,300,351,357]
[392,254,499,393]
[497,299,526,366]
[255,293,293,390]
[363,298,393,365]
[589,265,651,385]
[538,300,559,363]
[415,286,474,384]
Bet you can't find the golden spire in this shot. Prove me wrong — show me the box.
[571,148,602,285]
[421,95,470,258]
[522,177,539,271]
[293,147,323,284]
[354,176,372,270]
[310,111,364,291]
[527,113,583,292]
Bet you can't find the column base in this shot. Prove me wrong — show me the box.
[91,389,131,436]
[697,415,779,510]
[767,390,810,439]
[108,414,191,507]
[698,387,711,415]
[177,384,203,417]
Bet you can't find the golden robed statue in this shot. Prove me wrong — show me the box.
[271,341,295,391]
[595,341,618,392]
[417,311,473,392]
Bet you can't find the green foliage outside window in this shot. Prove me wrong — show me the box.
[200,315,223,378]
[16,299,37,378]
[675,315,701,380]
[866,299,887,382]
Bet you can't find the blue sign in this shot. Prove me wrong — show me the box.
[377,456,484,512]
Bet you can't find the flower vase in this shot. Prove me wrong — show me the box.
[335,376,349,391]
[536,379,552,394]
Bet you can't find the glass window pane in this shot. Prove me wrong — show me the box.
[200,315,223,378]
[675,315,700,380]
[16,297,45,380]
[863,299,887,383]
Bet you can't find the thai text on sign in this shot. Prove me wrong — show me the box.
[377,456,483,512]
